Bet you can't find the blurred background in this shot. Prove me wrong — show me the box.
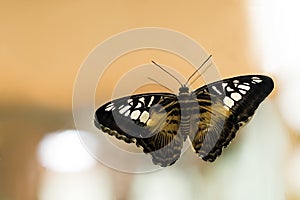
[1,0,300,199]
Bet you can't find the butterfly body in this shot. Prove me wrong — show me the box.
[95,75,274,167]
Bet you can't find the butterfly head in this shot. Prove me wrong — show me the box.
[179,85,189,94]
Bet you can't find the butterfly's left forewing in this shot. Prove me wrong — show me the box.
[191,75,274,161]
[94,93,184,166]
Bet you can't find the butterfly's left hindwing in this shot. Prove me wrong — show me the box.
[94,93,185,166]
[191,75,274,161]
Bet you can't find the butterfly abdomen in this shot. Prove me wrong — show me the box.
[177,90,200,137]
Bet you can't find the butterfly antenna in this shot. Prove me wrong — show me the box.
[187,60,212,86]
[147,77,173,92]
[151,61,183,87]
[185,55,212,86]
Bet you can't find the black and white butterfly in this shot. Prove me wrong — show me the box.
[94,56,274,167]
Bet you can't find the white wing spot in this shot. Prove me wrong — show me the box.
[252,77,262,83]
[233,80,239,84]
[124,110,130,117]
[239,89,246,95]
[135,102,142,108]
[140,111,149,123]
[127,99,133,106]
[212,86,222,95]
[148,96,155,107]
[118,105,124,109]
[105,103,115,111]
[139,97,145,104]
[222,83,228,89]
[227,86,234,92]
[119,105,131,114]
[231,92,242,101]
[130,110,140,120]
[106,103,113,107]
[223,96,234,108]
[238,84,250,91]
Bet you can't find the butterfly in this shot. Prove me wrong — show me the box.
[94,55,274,167]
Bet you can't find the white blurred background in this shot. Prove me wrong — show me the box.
[1,0,300,199]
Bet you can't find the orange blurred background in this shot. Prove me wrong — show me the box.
[1,0,299,200]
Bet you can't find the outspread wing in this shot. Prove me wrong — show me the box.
[190,75,274,161]
[94,93,184,167]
